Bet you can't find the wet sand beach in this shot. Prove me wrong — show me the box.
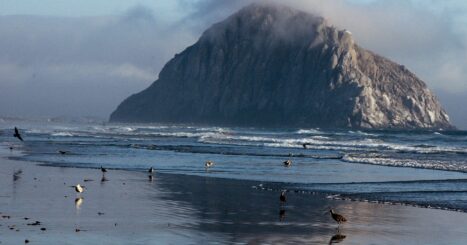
[1,157,467,244]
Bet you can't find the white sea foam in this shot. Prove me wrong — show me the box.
[296,129,322,134]
[342,154,467,172]
[51,132,74,137]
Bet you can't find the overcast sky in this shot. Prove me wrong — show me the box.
[1,0,466,128]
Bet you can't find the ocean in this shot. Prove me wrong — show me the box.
[1,119,467,212]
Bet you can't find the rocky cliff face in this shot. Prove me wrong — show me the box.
[110,4,452,129]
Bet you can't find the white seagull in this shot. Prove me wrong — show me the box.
[205,160,214,168]
[73,184,85,194]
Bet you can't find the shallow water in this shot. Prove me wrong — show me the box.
[1,119,467,211]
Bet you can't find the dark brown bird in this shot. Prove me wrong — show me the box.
[329,209,347,225]
[283,160,292,167]
[148,167,155,174]
[13,127,23,141]
[279,190,287,204]
[100,166,107,173]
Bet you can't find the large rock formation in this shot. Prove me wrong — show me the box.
[110,3,452,129]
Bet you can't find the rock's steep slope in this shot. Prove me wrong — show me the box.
[110,4,451,129]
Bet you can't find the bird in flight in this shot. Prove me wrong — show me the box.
[13,127,23,141]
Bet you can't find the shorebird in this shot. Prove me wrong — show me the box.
[283,160,292,167]
[280,190,287,204]
[329,209,347,227]
[205,160,214,168]
[73,184,85,194]
[58,150,68,155]
[302,143,311,149]
[13,127,23,141]
[100,166,107,174]
[148,167,155,174]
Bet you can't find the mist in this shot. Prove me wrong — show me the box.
[1,0,466,128]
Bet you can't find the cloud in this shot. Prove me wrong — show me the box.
[0,5,197,119]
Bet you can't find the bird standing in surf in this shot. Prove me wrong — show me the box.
[283,160,292,167]
[329,209,347,228]
[280,190,287,204]
[205,160,214,168]
[73,184,85,195]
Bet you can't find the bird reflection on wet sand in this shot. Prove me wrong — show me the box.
[329,233,347,244]
[279,209,286,221]
[75,197,83,209]
[101,176,108,183]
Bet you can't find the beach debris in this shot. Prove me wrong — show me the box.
[83,179,94,182]
[114,223,118,226]
[75,228,81,232]
[24,217,29,220]
[25,239,30,243]
[329,209,347,228]
[97,212,105,216]
[2,215,11,219]
[280,190,287,204]
[13,127,24,141]
[58,150,68,155]
[27,221,41,226]
[148,167,155,174]
[40,228,46,231]
[9,146,13,151]
[283,160,292,167]
[205,160,214,168]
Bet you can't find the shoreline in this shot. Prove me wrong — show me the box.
[9,154,467,214]
[1,155,467,244]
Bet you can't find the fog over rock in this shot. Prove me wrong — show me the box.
[110,3,452,129]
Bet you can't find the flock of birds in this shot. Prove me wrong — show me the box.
[9,126,348,230]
